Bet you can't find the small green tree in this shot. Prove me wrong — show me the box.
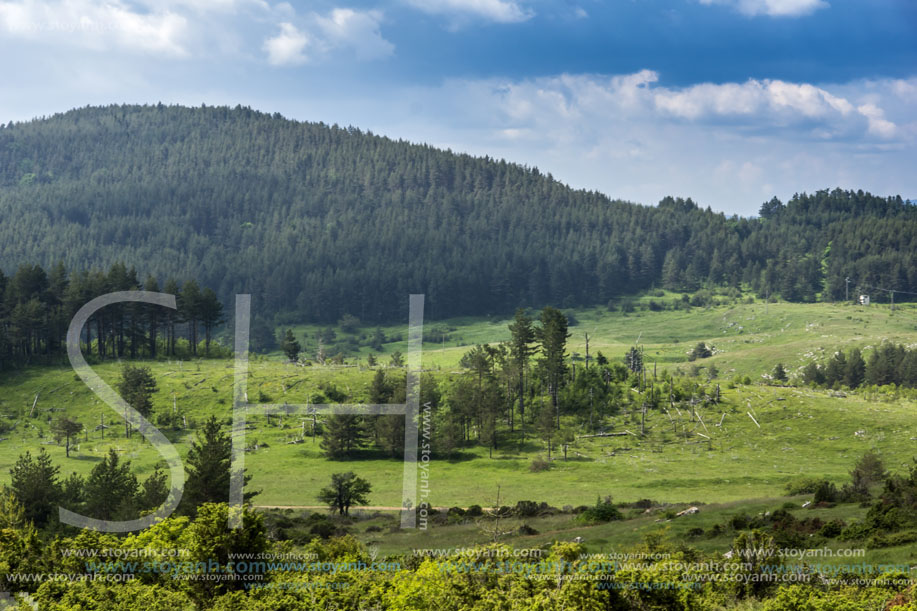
[116,363,158,438]
[9,448,61,528]
[689,342,712,361]
[84,448,139,521]
[320,415,367,459]
[625,346,643,373]
[772,363,788,383]
[317,472,372,516]
[389,351,405,367]
[182,416,257,514]
[52,416,83,457]
[281,329,301,362]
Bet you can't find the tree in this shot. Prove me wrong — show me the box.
[9,449,61,528]
[281,329,301,362]
[389,351,405,367]
[144,275,161,357]
[83,448,139,521]
[320,415,367,459]
[317,472,372,516]
[52,416,83,458]
[536,306,570,416]
[508,308,536,432]
[366,353,377,367]
[536,400,556,460]
[801,362,825,386]
[179,280,202,355]
[824,351,847,387]
[689,342,712,361]
[116,363,158,438]
[198,288,225,356]
[338,314,360,333]
[772,363,788,383]
[183,416,257,514]
[138,469,169,512]
[625,346,643,374]
[844,347,866,388]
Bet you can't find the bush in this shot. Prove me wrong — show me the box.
[514,500,541,518]
[688,342,712,361]
[867,530,917,549]
[578,497,622,523]
[517,524,539,536]
[813,481,839,504]
[785,477,822,495]
[309,521,337,539]
[466,505,483,517]
[818,519,845,538]
[529,457,551,472]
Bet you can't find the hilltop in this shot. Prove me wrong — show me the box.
[1,105,915,324]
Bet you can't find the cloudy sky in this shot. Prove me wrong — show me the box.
[1,0,914,215]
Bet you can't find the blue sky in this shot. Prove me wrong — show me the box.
[1,0,915,215]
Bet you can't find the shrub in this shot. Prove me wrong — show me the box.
[818,519,845,538]
[529,457,551,472]
[466,505,483,517]
[514,500,541,518]
[578,497,622,523]
[813,481,839,504]
[785,477,822,495]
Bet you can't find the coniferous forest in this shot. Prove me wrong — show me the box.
[1,104,915,326]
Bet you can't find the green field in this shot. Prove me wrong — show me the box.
[1,298,915,513]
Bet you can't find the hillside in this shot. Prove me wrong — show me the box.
[1,300,914,508]
[1,105,916,324]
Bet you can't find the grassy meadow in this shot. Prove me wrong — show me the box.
[0,298,914,512]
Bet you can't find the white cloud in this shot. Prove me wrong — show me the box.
[363,71,913,215]
[263,8,393,65]
[263,22,308,65]
[857,103,896,139]
[654,78,854,121]
[699,0,828,17]
[0,0,189,55]
[404,0,533,24]
[315,8,393,61]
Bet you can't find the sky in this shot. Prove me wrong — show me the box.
[1,0,915,216]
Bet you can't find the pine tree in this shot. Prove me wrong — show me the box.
[772,363,788,383]
[83,448,139,521]
[844,347,866,388]
[116,363,158,438]
[198,288,225,356]
[536,306,570,416]
[320,415,367,459]
[9,449,61,528]
[508,309,536,431]
[182,416,257,514]
[281,329,301,362]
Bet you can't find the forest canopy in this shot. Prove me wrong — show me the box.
[1,104,915,323]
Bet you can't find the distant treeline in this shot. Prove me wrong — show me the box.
[0,261,226,370]
[801,343,917,389]
[1,105,915,323]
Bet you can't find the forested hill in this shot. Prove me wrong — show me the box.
[1,104,915,323]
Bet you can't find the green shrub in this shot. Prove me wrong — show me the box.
[578,497,622,523]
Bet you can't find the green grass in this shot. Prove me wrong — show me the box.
[0,299,915,516]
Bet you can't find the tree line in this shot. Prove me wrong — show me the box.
[801,342,917,389]
[1,105,915,325]
[0,261,226,370]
